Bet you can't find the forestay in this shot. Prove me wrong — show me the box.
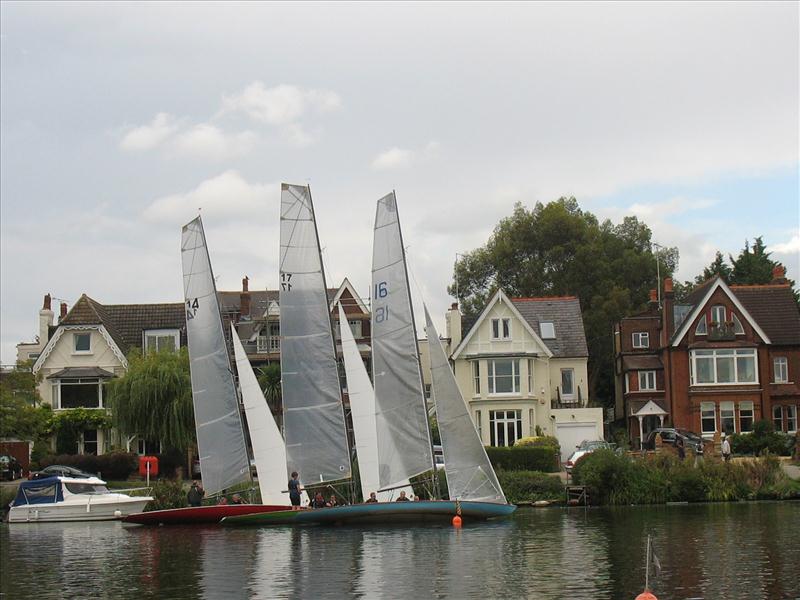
[181,216,251,496]
[424,306,507,504]
[231,324,289,505]
[372,192,434,489]
[338,304,413,502]
[279,183,351,484]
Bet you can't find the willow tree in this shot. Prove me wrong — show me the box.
[106,347,195,461]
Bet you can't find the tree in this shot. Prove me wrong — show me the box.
[449,198,678,407]
[106,347,195,453]
[729,237,788,285]
[256,363,282,415]
[695,251,732,284]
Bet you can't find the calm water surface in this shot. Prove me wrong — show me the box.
[1,502,798,599]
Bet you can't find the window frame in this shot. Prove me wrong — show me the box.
[489,409,523,447]
[56,378,103,410]
[773,357,789,384]
[487,359,520,395]
[711,305,726,325]
[73,332,92,354]
[720,401,736,434]
[773,405,783,431]
[540,322,555,339]
[695,315,707,336]
[527,358,534,394]
[787,405,798,433]
[732,313,745,335]
[491,318,512,340]
[632,332,650,349]
[638,370,657,391]
[561,368,575,400]
[690,348,758,386]
[700,401,716,435]
[472,360,481,396]
[143,329,180,353]
[739,401,754,433]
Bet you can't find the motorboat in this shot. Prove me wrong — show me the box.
[7,475,152,523]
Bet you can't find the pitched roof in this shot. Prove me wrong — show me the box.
[730,285,800,346]
[511,296,588,357]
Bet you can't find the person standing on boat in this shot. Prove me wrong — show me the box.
[365,492,378,503]
[187,481,205,507]
[396,491,410,502]
[288,472,302,510]
[721,434,732,463]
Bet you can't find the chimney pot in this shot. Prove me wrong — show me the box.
[664,277,673,293]
[43,294,52,311]
[60,302,68,320]
[772,265,786,282]
[649,289,657,303]
[242,276,249,293]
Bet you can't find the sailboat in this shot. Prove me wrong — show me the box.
[224,192,514,526]
[125,216,291,525]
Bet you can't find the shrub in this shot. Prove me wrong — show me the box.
[697,460,751,502]
[486,446,559,472]
[38,451,138,480]
[498,470,563,504]
[145,479,186,511]
[729,424,793,457]
[514,436,561,455]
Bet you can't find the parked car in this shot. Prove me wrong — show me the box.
[564,440,613,473]
[642,428,705,455]
[433,445,445,470]
[29,465,96,480]
[0,455,23,481]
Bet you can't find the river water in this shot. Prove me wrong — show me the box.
[1,502,798,599]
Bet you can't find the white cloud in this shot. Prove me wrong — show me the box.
[143,170,277,224]
[628,196,719,219]
[170,124,257,161]
[221,82,341,125]
[119,113,180,151]
[371,140,440,170]
[769,234,800,255]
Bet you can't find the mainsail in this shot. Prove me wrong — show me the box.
[231,324,289,505]
[181,216,250,495]
[371,192,434,488]
[279,183,351,484]
[424,306,507,504]
[338,303,413,501]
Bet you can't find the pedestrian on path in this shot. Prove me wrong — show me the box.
[721,434,731,463]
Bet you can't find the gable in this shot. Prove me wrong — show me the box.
[331,278,368,314]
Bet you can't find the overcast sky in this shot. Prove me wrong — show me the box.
[1,1,798,364]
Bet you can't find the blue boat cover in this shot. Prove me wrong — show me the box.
[12,477,63,506]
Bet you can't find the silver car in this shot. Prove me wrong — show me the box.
[564,440,613,473]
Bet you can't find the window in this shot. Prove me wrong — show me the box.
[82,430,98,455]
[527,359,534,394]
[561,368,575,399]
[269,322,280,351]
[73,333,91,353]
[65,483,108,494]
[472,361,481,395]
[711,305,726,325]
[144,329,179,353]
[739,401,754,433]
[774,357,788,383]
[701,402,716,435]
[691,349,757,385]
[773,406,783,431]
[788,406,798,432]
[632,332,649,349]
[638,371,657,391]
[424,384,432,400]
[475,410,482,439]
[489,410,523,447]
[720,401,735,434]
[732,314,744,335]
[137,438,160,455]
[540,322,555,339]
[257,335,269,353]
[491,318,511,340]
[348,319,363,339]
[58,378,102,409]
[695,315,707,336]
[488,359,520,394]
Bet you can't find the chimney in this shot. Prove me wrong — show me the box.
[664,277,674,295]
[771,265,787,284]
[445,302,462,349]
[649,289,658,304]
[39,294,54,344]
[240,276,251,317]
[663,278,675,338]
[59,302,68,321]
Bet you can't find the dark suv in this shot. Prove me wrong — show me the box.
[643,428,704,455]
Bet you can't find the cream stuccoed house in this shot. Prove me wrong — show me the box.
[420,290,604,462]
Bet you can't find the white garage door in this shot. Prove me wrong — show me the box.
[556,423,599,462]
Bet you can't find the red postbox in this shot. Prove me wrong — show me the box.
[138,456,159,477]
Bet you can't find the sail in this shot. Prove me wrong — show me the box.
[231,324,289,505]
[181,216,250,495]
[338,304,413,501]
[424,306,507,504]
[279,183,351,484]
[371,192,434,488]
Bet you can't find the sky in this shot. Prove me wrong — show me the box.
[1,1,798,364]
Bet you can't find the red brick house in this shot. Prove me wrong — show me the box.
[615,267,799,447]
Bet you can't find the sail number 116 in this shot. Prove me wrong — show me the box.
[374,281,389,323]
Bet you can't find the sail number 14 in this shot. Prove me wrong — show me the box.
[374,281,389,323]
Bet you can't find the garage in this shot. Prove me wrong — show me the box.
[555,423,600,462]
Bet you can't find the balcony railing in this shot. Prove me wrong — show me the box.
[256,336,281,353]
[551,386,583,409]
[708,323,736,341]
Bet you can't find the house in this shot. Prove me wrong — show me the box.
[30,293,185,455]
[614,266,800,447]
[426,290,604,461]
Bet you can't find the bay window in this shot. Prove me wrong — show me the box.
[488,359,520,395]
[691,349,757,385]
[701,402,716,435]
[489,410,522,447]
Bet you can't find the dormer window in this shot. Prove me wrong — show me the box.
[73,333,91,354]
[540,322,555,339]
[632,332,649,348]
[144,329,180,353]
[711,305,726,325]
[491,318,511,340]
[695,315,707,336]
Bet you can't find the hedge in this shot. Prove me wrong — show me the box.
[729,420,795,456]
[486,445,559,473]
[38,451,138,481]
[497,470,564,504]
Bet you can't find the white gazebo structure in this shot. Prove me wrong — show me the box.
[632,400,668,449]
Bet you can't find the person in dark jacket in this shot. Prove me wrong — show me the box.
[187,481,205,507]
[288,472,302,510]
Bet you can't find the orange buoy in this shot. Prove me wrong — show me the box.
[452,515,462,528]
[635,590,658,600]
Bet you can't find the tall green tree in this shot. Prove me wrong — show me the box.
[695,251,732,284]
[450,198,678,407]
[729,237,788,285]
[106,347,195,453]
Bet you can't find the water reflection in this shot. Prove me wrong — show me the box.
[2,503,798,600]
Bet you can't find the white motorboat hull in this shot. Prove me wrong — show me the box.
[8,495,152,523]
